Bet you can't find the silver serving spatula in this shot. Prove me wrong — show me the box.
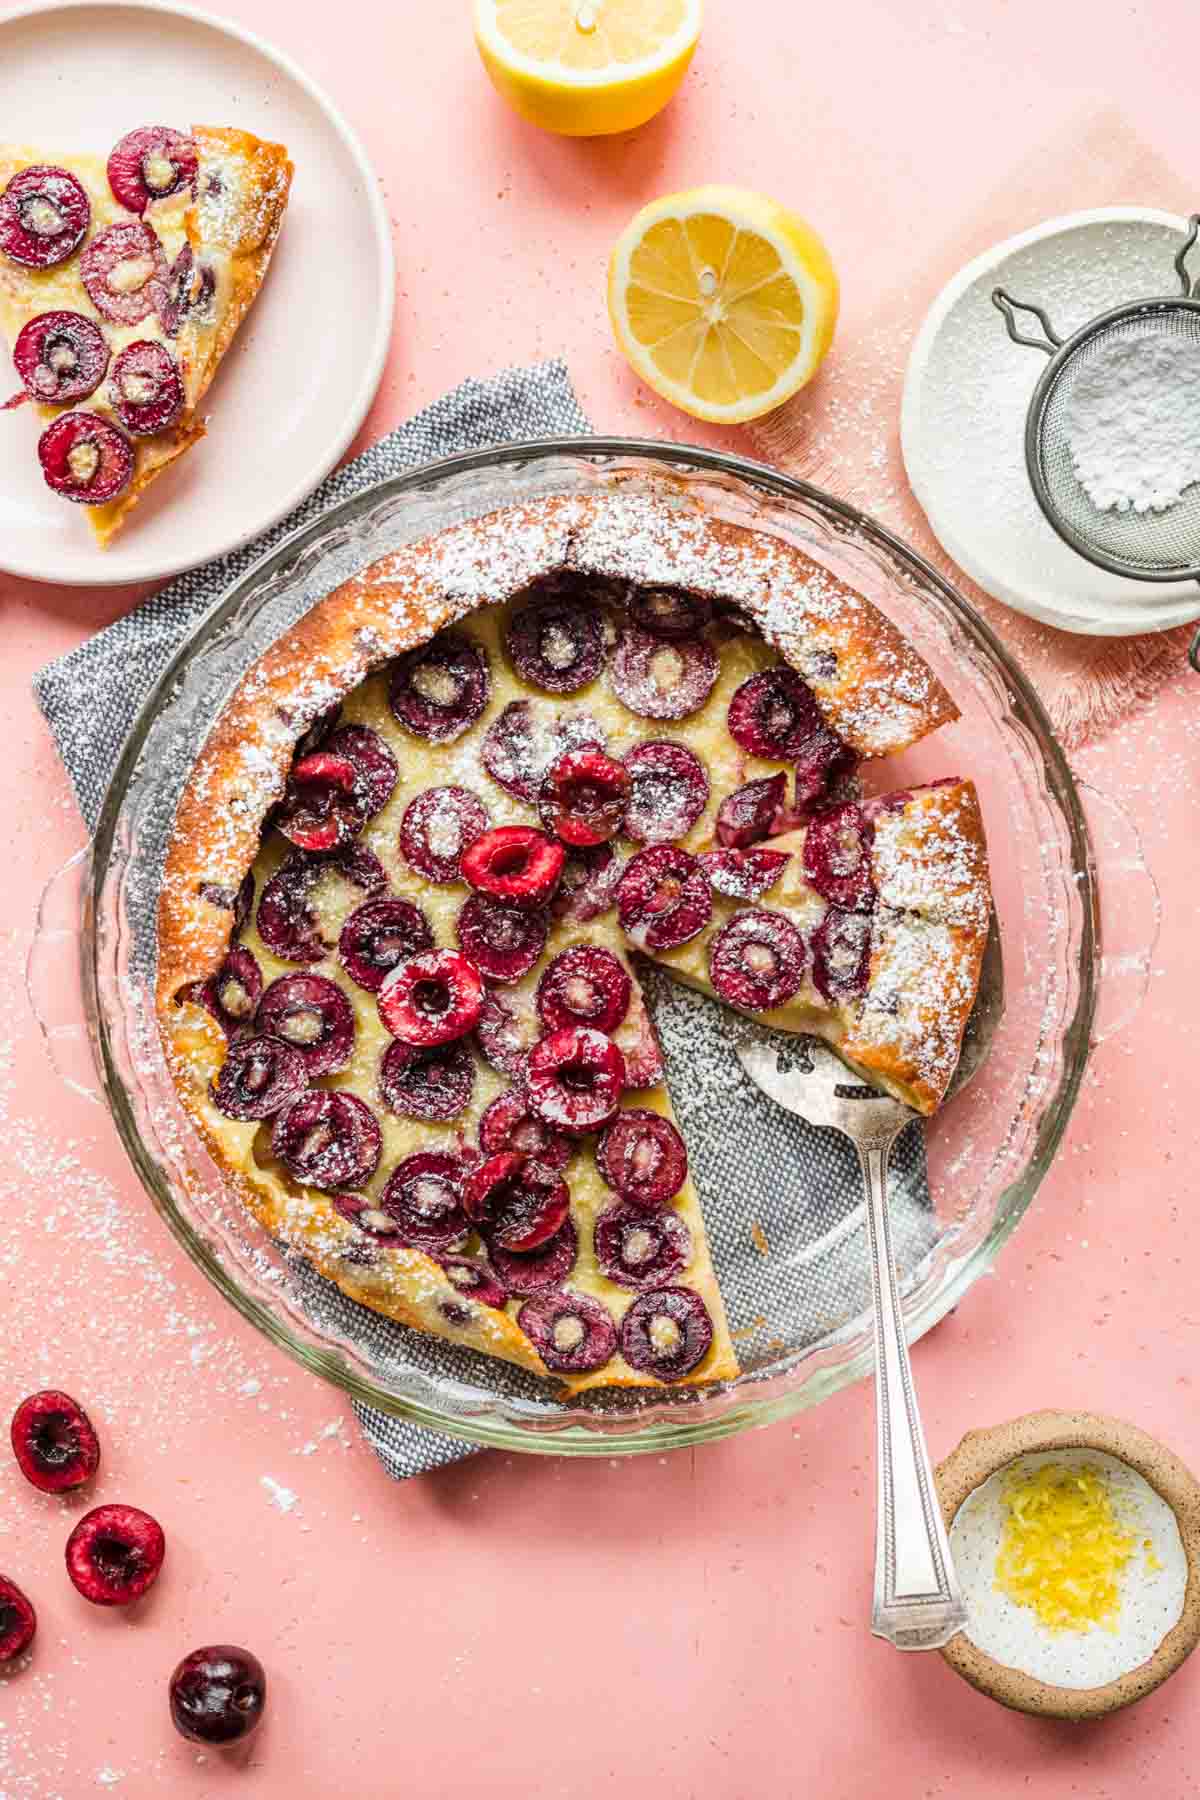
[735,919,1003,1651]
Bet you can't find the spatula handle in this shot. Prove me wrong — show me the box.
[859,1135,967,1651]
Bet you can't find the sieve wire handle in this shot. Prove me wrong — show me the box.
[860,1131,968,1652]
[1172,214,1200,297]
[991,288,1061,356]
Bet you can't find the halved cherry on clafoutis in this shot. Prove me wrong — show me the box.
[400,785,487,883]
[211,1034,309,1122]
[271,1090,382,1190]
[10,1391,100,1494]
[107,126,198,214]
[627,585,711,640]
[274,751,365,854]
[372,1152,472,1253]
[596,1108,688,1207]
[256,846,387,964]
[257,973,355,1076]
[464,1152,570,1253]
[610,624,719,721]
[380,1038,475,1121]
[0,166,90,269]
[488,1217,577,1295]
[536,946,631,1035]
[328,725,398,817]
[811,906,873,1003]
[438,1255,508,1310]
[461,825,564,907]
[339,898,433,994]
[180,944,263,1036]
[506,595,604,694]
[616,846,713,952]
[620,1286,713,1379]
[699,847,791,902]
[622,740,709,846]
[538,747,630,848]
[38,413,135,505]
[474,989,540,1076]
[81,220,167,326]
[727,666,821,761]
[802,803,876,913]
[378,948,484,1047]
[388,631,490,742]
[517,1290,617,1374]
[525,1026,626,1135]
[715,772,787,848]
[594,1202,691,1289]
[109,341,184,435]
[479,1085,571,1170]
[6,312,109,409]
[707,910,807,1012]
[481,699,606,803]
[456,893,549,983]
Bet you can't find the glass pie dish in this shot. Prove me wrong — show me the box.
[58,440,1097,1455]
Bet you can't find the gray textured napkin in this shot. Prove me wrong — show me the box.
[33,358,934,1484]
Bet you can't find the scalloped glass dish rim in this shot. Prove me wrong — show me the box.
[83,437,1097,1457]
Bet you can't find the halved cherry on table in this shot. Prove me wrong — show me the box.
[0,1576,36,1662]
[10,1390,100,1494]
[65,1503,165,1606]
[38,412,134,505]
[107,126,197,214]
[7,312,109,408]
[0,166,90,269]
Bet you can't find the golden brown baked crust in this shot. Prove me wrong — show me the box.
[0,126,291,545]
[157,489,958,1010]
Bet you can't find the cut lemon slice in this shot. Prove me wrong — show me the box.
[473,0,702,137]
[607,185,839,424]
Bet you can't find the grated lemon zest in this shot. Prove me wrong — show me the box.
[994,1463,1140,1634]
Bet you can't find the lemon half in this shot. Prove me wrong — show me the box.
[608,185,840,424]
[474,0,702,137]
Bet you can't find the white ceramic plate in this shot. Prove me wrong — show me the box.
[902,208,1200,637]
[0,0,394,586]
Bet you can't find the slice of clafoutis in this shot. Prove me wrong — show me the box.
[0,127,291,544]
[641,779,991,1117]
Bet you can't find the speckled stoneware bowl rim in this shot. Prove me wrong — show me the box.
[936,1410,1200,1719]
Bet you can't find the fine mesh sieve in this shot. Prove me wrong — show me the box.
[993,213,1200,671]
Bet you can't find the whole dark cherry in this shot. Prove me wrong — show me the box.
[10,1390,100,1494]
[169,1644,266,1746]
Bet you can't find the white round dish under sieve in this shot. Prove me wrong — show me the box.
[902,208,1200,637]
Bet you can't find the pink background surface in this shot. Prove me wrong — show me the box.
[3,2,1200,1795]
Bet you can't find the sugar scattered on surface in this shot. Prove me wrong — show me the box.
[260,1474,300,1513]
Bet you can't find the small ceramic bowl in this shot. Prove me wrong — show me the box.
[936,1411,1200,1719]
